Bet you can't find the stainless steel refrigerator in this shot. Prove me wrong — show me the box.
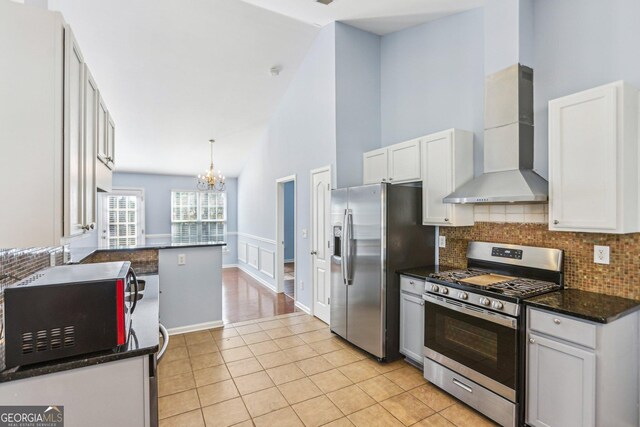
[330,183,435,361]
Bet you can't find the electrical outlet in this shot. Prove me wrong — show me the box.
[49,253,56,267]
[594,245,610,265]
[178,254,186,265]
[439,236,446,248]
[299,280,304,290]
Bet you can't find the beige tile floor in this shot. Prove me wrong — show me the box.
[158,312,499,427]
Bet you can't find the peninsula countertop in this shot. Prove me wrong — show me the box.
[68,240,226,264]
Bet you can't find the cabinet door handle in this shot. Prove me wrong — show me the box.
[529,338,535,344]
[553,318,561,325]
[382,178,386,182]
[444,218,450,222]
[553,220,559,225]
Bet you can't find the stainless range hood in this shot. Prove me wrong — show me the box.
[444,64,548,204]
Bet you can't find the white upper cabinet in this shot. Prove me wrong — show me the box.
[84,65,99,230]
[363,139,421,185]
[388,138,421,183]
[107,113,116,169]
[63,25,85,238]
[0,3,113,247]
[363,148,388,184]
[549,81,639,233]
[422,129,474,226]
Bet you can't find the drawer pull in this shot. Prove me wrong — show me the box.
[529,338,535,344]
[553,318,561,325]
[453,378,473,393]
[409,281,414,285]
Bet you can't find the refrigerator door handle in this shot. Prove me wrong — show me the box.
[341,209,348,284]
[344,209,353,285]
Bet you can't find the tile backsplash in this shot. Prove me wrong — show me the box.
[0,246,65,370]
[473,203,548,224]
[439,222,640,300]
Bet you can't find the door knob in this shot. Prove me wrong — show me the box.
[310,250,317,255]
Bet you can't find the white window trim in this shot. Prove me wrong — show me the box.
[97,187,146,249]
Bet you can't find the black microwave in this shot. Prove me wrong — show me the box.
[3,261,139,369]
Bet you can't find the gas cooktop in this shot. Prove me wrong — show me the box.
[429,268,561,299]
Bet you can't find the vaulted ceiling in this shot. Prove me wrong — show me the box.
[48,0,484,177]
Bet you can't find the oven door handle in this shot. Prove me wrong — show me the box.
[422,293,517,330]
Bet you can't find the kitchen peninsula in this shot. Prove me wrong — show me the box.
[72,241,226,333]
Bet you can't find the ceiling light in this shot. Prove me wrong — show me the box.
[197,139,226,192]
[270,66,281,77]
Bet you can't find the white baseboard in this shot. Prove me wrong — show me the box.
[237,264,277,292]
[223,263,239,269]
[295,301,311,315]
[167,320,225,335]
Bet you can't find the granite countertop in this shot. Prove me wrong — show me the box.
[0,273,160,383]
[69,240,226,264]
[524,289,640,324]
[397,265,458,280]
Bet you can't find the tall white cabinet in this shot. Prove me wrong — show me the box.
[548,81,639,233]
[422,129,474,226]
[0,2,114,247]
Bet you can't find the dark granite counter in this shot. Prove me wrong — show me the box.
[397,265,458,280]
[0,274,160,383]
[69,240,226,264]
[524,289,640,324]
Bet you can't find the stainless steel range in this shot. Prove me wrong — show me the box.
[422,242,563,427]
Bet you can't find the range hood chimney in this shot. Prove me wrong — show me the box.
[444,64,547,204]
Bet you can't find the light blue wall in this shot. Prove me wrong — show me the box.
[335,22,381,188]
[113,172,238,266]
[237,24,336,308]
[283,181,295,261]
[531,0,640,178]
[380,8,485,175]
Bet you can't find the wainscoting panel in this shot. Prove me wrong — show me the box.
[238,241,247,263]
[247,244,259,269]
[259,248,275,278]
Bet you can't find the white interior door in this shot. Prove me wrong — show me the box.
[311,167,331,324]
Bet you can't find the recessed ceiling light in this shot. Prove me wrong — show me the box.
[270,66,281,77]
[316,0,335,5]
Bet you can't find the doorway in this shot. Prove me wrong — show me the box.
[275,175,296,302]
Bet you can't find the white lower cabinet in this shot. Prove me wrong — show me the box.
[526,307,639,427]
[399,275,425,365]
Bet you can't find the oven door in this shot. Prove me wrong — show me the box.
[423,292,518,402]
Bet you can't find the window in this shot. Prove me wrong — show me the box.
[171,191,226,243]
[98,189,145,248]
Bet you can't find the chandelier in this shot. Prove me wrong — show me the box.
[197,139,226,192]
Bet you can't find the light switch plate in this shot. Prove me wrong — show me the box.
[178,254,186,265]
[438,236,446,248]
[50,253,56,267]
[302,229,308,239]
[594,245,610,265]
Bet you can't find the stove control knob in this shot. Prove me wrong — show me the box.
[431,284,439,293]
[479,297,491,306]
[491,301,504,310]
[458,292,468,300]
[440,287,449,295]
